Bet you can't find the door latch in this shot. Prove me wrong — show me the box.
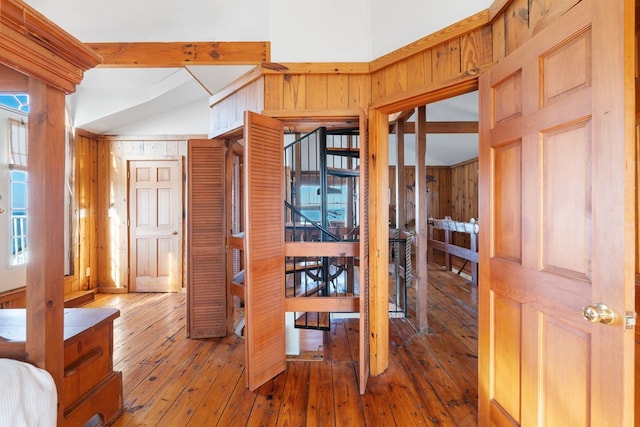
[625,311,637,330]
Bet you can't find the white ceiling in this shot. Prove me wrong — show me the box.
[22,0,483,165]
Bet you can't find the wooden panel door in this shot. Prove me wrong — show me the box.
[187,139,227,338]
[243,111,285,391]
[129,159,182,292]
[478,0,635,425]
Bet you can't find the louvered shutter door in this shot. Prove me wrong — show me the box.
[187,139,227,338]
[243,112,286,391]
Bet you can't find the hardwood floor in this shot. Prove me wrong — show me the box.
[85,262,478,426]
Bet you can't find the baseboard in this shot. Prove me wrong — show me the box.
[97,286,129,294]
[64,290,97,307]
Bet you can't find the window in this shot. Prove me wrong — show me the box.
[10,170,27,265]
[2,95,74,273]
[8,118,27,265]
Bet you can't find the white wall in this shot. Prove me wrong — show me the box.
[0,108,27,293]
[369,0,494,58]
[24,0,270,42]
[268,0,372,62]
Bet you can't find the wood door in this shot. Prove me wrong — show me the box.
[478,0,635,425]
[243,111,285,391]
[187,139,227,338]
[129,159,182,292]
[358,110,370,394]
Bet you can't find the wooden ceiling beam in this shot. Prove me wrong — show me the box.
[390,121,479,134]
[87,41,270,67]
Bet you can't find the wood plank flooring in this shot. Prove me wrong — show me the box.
[85,262,478,426]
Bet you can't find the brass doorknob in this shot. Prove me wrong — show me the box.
[171,230,178,235]
[582,303,616,325]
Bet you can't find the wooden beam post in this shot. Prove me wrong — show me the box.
[87,42,270,67]
[414,105,428,333]
[26,77,66,424]
[395,118,406,229]
[368,108,389,375]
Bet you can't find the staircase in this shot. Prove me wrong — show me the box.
[284,127,360,329]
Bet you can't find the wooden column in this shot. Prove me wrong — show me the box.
[395,118,406,229]
[26,77,66,424]
[368,108,389,375]
[414,106,428,333]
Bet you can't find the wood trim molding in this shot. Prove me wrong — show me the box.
[87,41,270,67]
[208,66,264,106]
[369,10,490,72]
[260,62,370,75]
[488,0,514,23]
[0,0,101,92]
[370,73,481,114]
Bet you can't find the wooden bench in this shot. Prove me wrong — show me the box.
[0,308,123,426]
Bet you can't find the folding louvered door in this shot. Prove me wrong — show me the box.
[243,112,286,391]
[187,139,227,338]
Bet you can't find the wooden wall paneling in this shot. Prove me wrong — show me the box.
[96,141,112,289]
[246,78,265,119]
[450,159,479,249]
[348,74,371,110]
[209,77,265,138]
[504,0,531,56]
[492,13,507,62]
[327,74,350,110]
[384,62,409,100]
[114,142,129,289]
[529,0,581,36]
[433,39,462,83]
[283,74,306,111]
[461,27,494,73]
[427,166,452,244]
[235,87,248,124]
[405,51,431,91]
[305,74,328,110]
[371,71,386,104]
[76,133,98,293]
[264,74,284,111]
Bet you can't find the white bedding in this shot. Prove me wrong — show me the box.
[0,358,57,427]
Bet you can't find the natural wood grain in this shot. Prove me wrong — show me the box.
[89,259,477,426]
[370,10,490,72]
[87,42,269,67]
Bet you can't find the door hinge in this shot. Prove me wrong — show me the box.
[625,311,637,329]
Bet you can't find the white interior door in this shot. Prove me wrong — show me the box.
[129,159,183,292]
